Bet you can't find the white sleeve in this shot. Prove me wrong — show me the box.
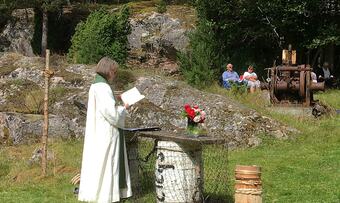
[243,72,250,78]
[95,84,126,126]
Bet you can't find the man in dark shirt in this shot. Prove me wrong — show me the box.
[316,62,336,88]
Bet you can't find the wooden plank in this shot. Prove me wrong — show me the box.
[134,130,226,145]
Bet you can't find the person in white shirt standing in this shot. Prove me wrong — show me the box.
[243,65,261,93]
[78,57,132,203]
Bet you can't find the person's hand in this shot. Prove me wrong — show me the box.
[124,103,129,109]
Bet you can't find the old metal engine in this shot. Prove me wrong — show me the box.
[267,47,325,106]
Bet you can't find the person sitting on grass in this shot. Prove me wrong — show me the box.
[222,63,240,89]
[243,65,260,93]
[316,62,336,88]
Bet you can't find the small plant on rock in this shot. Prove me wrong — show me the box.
[157,0,167,14]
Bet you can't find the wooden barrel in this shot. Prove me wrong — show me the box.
[155,141,203,203]
[235,165,262,203]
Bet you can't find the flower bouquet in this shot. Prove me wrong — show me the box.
[182,104,206,136]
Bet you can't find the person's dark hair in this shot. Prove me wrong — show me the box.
[96,57,118,81]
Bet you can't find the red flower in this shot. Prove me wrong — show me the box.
[183,104,195,119]
[183,104,205,122]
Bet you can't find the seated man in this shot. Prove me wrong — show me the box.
[222,63,240,89]
[243,65,260,93]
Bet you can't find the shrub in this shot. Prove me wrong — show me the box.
[230,81,247,96]
[24,90,44,114]
[67,5,131,64]
[156,0,167,14]
[178,20,224,88]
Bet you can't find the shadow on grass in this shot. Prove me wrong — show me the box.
[203,192,234,203]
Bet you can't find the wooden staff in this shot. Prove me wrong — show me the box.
[42,49,53,176]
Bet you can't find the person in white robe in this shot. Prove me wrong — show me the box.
[78,57,132,203]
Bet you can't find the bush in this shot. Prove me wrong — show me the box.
[67,6,131,64]
[24,90,44,114]
[156,0,167,14]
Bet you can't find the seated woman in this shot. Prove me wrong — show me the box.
[243,65,260,93]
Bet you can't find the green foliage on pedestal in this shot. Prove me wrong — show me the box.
[186,119,207,136]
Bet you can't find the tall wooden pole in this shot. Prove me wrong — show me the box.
[41,9,48,57]
[42,49,50,177]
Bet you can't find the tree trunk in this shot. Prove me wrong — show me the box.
[325,43,335,71]
[41,10,48,57]
[42,50,50,177]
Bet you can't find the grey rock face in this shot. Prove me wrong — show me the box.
[0,9,35,56]
[126,76,297,148]
[128,12,189,52]
[0,112,83,145]
[128,12,189,71]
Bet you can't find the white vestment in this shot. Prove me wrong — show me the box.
[78,82,132,203]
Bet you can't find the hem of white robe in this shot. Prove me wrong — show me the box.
[78,188,132,203]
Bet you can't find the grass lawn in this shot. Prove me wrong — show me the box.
[225,89,340,202]
[0,90,339,202]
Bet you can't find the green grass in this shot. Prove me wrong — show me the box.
[1,88,339,202]
[315,89,340,109]
[223,90,340,202]
[0,141,82,203]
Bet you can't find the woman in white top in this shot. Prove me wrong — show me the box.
[78,57,132,203]
[243,65,261,93]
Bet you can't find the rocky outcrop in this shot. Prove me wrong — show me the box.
[0,9,35,56]
[0,8,190,65]
[0,112,83,145]
[128,12,189,53]
[0,53,90,144]
[126,76,297,149]
[127,12,190,74]
[0,53,297,148]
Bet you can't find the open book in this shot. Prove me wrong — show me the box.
[121,87,145,105]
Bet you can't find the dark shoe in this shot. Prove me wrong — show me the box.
[73,187,79,195]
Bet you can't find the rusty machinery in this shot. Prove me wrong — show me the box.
[267,46,325,106]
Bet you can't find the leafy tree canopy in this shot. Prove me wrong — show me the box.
[180,0,340,87]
